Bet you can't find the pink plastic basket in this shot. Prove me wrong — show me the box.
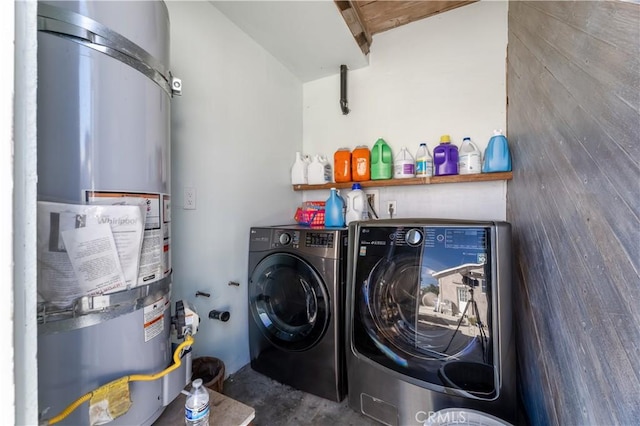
[295,202,326,227]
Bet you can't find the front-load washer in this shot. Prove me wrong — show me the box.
[346,219,516,425]
[248,225,348,402]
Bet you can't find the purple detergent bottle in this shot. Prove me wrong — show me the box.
[433,135,459,176]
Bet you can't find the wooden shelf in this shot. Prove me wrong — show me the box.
[292,171,512,191]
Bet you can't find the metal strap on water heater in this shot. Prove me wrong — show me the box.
[38,276,173,334]
[37,3,182,97]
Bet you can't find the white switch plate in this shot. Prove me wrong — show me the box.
[184,187,196,210]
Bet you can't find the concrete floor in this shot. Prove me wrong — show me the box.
[222,364,527,426]
[222,364,379,426]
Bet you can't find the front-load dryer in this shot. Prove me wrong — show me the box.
[346,219,516,425]
[248,225,347,402]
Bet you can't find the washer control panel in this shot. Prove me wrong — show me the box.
[279,233,291,246]
[273,230,299,248]
[305,232,335,248]
[271,230,336,249]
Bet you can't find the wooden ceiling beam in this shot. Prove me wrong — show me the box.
[335,1,478,55]
[335,1,373,55]
[360,1,479,35]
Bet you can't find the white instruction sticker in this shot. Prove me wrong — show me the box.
[143,295,168,342]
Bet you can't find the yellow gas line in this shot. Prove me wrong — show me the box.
[44,334,194,425]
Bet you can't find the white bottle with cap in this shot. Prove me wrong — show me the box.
[308,155,332,184]
[459,137,482,174]
[415,143,433,177]
[290,151,308,184]
[345,183,369,224]
[185,378,210,426]
[394,147,415,178]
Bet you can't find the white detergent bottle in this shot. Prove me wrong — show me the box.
[319,155,333,183]
[345,183,368,224]
[459,137,482,174]
[290,151,308,185]
[394,147,415,178]
[415,143,433,177]
[308,155,331,184]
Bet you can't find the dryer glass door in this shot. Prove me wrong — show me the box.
[250,253,329,351]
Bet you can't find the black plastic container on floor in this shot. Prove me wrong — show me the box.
[192,357,225,393]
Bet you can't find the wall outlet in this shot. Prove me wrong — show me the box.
[386,200,397,218]
[184,186,196,210]
[364,189,380,219]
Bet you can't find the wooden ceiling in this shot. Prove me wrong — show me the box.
[335,1,478,55]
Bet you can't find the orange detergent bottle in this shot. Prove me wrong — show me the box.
[351,145,370,181]
[334,148,352,183]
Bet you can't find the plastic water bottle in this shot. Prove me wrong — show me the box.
[394,147,415,178]
[290,151,308,184]
[415,143,433,177]
[185,378,210,426]
[325,188,345,227]
[458,137,482,174]
[345,183,368,224]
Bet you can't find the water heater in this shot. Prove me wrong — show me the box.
[36,1,184,424]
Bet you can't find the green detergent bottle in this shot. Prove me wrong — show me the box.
[371,138,393,180]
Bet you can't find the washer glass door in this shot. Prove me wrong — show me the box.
[352,225,496,398]
[250,252,329,351]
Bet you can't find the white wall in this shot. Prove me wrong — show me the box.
[303,1,509,220]
[166,1,303,375]
[6,0,39,423]
[1,1,16,423]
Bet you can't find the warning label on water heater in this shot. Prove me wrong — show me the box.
[144,295,169,342]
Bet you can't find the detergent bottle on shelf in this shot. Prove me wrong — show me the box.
[334,148,352,183]
[351,145,370,181]
[394,147,415,178]
[371,138,392,180]
[433,135,459,176]
[458,137,482,175]
[308,155,332,184]
[415,143,433,177]
[290,151,308,185]
[482,129,512,172]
